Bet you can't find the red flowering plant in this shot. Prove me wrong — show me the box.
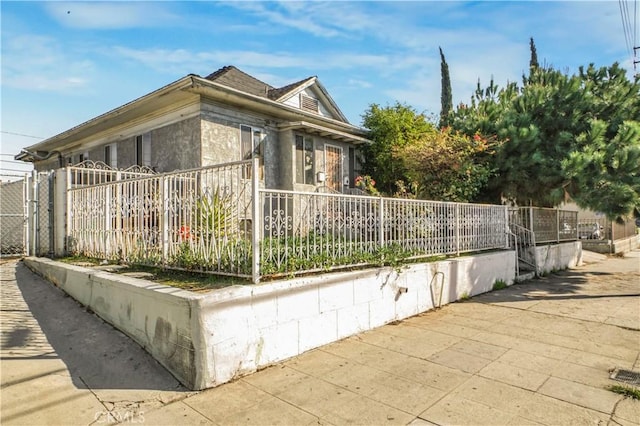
[355,175,380,196]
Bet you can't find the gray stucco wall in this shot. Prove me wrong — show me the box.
[152,116,201,172]
[115,116,201,172]
[201,103,280,189]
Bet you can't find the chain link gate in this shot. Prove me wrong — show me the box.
[1,172,54,258]
[0,175,28,257]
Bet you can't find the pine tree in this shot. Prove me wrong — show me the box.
[439,47,453,127]
[529,37,539,69]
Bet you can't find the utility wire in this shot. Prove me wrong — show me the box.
[0,130,44,139]
[620,0,632,54]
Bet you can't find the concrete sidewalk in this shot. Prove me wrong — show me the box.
[2,251,639,425]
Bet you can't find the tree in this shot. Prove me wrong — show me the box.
[361,102,494,201]
[439,47,453,127]
[395,128,495,202]
[450,62,640,219]
[529,37,539,70]
[360,102,432,194]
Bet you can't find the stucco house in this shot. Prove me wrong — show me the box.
[17,65,369,192]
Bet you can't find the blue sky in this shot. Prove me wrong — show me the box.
[1,1,638,174]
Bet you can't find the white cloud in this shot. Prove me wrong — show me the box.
[347,79,372,89]
[43,2,178,30]
[1,34,94,92]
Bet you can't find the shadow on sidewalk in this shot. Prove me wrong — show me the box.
[7,261,187,392]
[474,268,639,304]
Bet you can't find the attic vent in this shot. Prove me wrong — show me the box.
[301,94,319,113]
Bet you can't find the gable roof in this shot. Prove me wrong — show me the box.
[203,65,348,122]
[205,66,274,98]
[17,66,369,162]
[267,76,315,101]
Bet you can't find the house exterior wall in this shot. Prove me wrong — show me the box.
[290,134,354,193]
[201,101,280,189]
[112,116,201,172]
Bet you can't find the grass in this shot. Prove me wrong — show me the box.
[459,291,471,301]
[608,384,640,400]
[58,257,249,292]
[492,279,507,291]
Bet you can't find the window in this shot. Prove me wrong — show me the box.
[135,134,151,166]
[348,147,356,188]
[300,94,319,113]
[295,135,314,184]
[240,125,264,179]
[104,144,117,168]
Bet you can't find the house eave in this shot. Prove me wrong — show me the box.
[277,121,370,145]
[16,75,198,162]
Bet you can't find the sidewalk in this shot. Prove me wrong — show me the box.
[2,251,639,425]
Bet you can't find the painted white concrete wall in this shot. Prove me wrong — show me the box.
[195,250,516,388]
[534,241,583,274]
[23,258,204,390]
[24,250,516,390]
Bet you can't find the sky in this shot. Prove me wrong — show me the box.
[1,0,638,176]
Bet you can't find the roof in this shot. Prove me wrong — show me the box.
[205,66,317,103]
[205,66,274,98]
[267,76,315,101]
[17,66,368,161]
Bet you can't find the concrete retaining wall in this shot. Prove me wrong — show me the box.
[534,241,582,275]
[23,258,203,389]
[24,250,515,390]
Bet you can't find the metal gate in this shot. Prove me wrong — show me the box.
[0,172,54,258]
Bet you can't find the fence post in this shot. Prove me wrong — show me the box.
[504,206,510,249]
[455,203,460,256]
[161,176,169,263]
[31,170,39,256]
[251,158,261,284]
[105,181,112,256]
[529,206,534,234]
[65,167,72,255]
[556,207,560,243]
[378,197,385,248]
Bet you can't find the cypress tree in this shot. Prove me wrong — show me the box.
[529,37,539,70]
[439,47,453,127]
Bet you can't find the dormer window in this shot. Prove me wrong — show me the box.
[300,93,319,113]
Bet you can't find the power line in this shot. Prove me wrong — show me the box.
[0,130,45,139]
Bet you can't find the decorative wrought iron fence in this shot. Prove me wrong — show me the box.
[260,190,509,276]
[509,207,578,244]
[67,161,155,187]
[68,161,254,277]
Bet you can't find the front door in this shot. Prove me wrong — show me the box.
[325,145,342,192]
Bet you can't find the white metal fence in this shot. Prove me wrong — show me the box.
[260,190,508,276]
[68,159,511,282]
[509,207,578,244]
[68,160,254,277]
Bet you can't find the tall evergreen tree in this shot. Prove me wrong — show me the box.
[529,37,539,69]
[439,47,453,127]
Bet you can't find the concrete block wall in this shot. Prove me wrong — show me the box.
[23,258,203,390]
[24,250,516,390]
[195,250,516,388]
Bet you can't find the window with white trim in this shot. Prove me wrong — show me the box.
[104,144,118,168]
[135,133,151,166]
[240,125,264,179]
[295,135,314,184]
